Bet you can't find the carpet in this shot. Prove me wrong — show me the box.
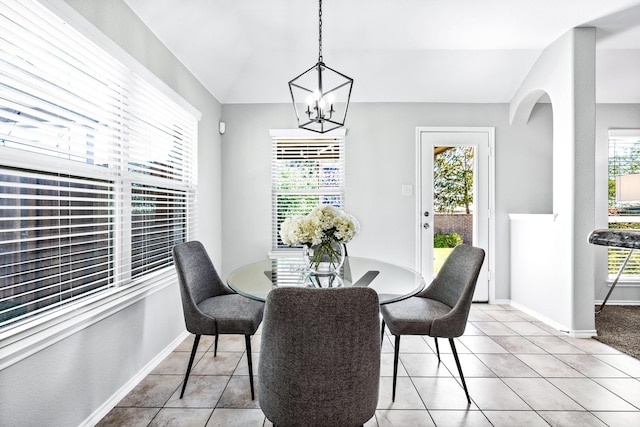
[594,305,640,360]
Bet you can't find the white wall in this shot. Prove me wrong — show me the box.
[221,102,640,309]
[510,28,597,336]
[0,1,223,425]
[221,102,555,300]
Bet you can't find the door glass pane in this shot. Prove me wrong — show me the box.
[432,146,475,275]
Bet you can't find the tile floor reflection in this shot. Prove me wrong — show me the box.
[97,304,640,426]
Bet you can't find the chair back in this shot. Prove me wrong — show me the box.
[259,286,380,427]
[421,244,485,337]
[172,241,232,334]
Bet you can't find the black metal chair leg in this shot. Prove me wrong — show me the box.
[214,333,219,357]
[449,338,471,404]
[434,337,440,362]
[392,335,401,402]
[597,248,633,314]
[180,334,201,398]
[245,335,255,400]
[381,320,386,348]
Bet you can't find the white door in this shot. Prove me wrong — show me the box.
[417,128,493,302]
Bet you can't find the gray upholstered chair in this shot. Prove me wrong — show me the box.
[259,286,380,427]
[380,244,485,404]
[172,241,264,399]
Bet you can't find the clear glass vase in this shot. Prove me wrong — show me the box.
[302,241,345,275]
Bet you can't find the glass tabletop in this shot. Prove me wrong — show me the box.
[227,256,425,305]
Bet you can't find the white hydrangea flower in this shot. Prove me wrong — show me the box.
[279,205,359,246]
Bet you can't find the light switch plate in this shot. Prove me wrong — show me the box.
[401,184,413,196]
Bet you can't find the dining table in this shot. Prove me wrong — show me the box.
[226,255,426,305]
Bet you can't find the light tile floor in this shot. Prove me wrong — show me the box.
[97,304,640,426]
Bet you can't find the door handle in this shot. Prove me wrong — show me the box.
[423,223,430,229]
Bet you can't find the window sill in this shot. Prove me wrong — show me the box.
[0,268,176,371]
[605,281,640,287]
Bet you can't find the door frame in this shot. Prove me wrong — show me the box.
[415,126,496,302]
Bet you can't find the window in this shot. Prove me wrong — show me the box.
[0,1,198,330]
[271,130,345,249]
[607,130,640,281]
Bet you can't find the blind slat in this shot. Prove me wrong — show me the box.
[0,0,198,329]
[271,135,345,249]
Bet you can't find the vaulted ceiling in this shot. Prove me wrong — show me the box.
[124,0,640,104]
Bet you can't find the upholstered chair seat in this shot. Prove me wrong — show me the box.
[173,241,264,400]
[380,244,485,404]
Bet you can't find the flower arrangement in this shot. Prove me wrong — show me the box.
[280,205,359,273]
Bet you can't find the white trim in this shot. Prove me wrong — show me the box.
[603,281,640,287]
[79,329,190,427]
[487,127,496,304]
[508,299,597,338]
[508,300,571,334]
[415,126,496,302]
[608,129,640,140]
[508,213,559,221]
[609,216,640,222]
[0,269,177,370]
[36,0,201,120]
[595,299,640,305]
[568,330,599,338]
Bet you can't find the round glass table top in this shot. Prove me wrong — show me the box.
[227,256,425,305]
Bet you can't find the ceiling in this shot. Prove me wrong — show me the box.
[124,0,640,104]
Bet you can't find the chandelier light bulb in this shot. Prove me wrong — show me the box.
[326,93,335,106]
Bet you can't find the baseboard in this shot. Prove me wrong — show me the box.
[568,329,598,338]
[507,300,571,333]
[79,330,190,427]
[506,300,599,338]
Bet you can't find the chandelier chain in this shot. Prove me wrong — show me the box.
[318,0,323,62]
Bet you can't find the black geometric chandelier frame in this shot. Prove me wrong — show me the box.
[288,0,353,134]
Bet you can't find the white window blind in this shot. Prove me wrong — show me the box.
[0,0,198,329]
[607,132,640,281]
[271,132,345,249]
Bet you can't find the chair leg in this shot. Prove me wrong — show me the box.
[180,334,201,399]
[449,338,471,404]
[434,337,441,362]
[214,333,219,357]
[381,320,386,348]
[245,335,255,400]
[392,335,401,402]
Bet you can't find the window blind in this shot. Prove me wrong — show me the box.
[271,134,345,249]
[607,134,640,280]
[0,0,197,329]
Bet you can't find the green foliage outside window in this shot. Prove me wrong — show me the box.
[434,233,463,248]
[434,147,474,214]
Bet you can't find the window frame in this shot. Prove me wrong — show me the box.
[607,129,640,284]
[270,129,346,252]
[0,0,200,369]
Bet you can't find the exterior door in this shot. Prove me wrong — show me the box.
[417,127,493,302]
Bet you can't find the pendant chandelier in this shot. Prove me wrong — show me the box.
[288,0,353,133]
